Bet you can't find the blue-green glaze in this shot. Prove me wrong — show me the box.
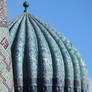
[8,13,89,92]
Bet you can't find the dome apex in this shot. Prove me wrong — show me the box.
[23,1,29,12]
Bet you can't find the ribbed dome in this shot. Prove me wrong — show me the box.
[8,12,89,92]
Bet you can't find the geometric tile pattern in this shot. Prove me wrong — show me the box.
[0,0,8,27]
[0,0,14,92]
[0,27,14,92]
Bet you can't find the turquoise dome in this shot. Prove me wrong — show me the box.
[8,12,89,92]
